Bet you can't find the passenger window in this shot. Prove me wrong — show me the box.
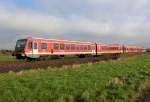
[84,45,87,50]
[34,42,38,49]
[60,44,64,49]
[66,44,70,49]
[28,42,32,49]
[76,45,79,50]
[88,45,91,50]
[42,43,47,49]
[54,43,59,49]
[71,44,75,49]
[80,45,83,50]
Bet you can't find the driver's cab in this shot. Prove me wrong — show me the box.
[13,37,39,59]
[13,39,27,59]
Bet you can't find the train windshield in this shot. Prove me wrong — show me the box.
[16,39,26,50]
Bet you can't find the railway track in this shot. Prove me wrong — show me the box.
[0,53,138,73]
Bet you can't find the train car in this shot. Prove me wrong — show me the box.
[13,37,96,59]
[13,37,146,60]
[124,45,147,53]
[138,47,147,52]
[96,44,123,54]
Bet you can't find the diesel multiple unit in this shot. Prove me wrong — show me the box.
[13,37,146,59]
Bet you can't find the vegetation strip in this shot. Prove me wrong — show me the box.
[0,53,138,73]
[0,54,150,101]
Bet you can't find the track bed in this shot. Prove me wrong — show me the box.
[0,53,138,73]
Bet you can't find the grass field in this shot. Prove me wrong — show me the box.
[0,53,16,61]
[0,54,150,102]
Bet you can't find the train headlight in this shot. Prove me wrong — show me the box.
[21,53,25,56]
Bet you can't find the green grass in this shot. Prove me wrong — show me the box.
[0,54,150,102]
[0,53,16,61]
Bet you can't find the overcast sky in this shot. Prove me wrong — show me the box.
[0,0,150,50]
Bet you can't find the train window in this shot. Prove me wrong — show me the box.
[88,45,91,50]
[34,42,38,49]
[42,43,47,49]
[80,45,82,50]
[66,44,70,49]
[111,47,114,50]
[71,44,75,49]
[60,44,64,49]
[54,43,59,49]
[84,45,87,50]
[28,42,32,49]
[76,45,79,50]
[88,45,90,50]
[80,45,84,50]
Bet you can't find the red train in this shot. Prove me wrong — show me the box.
[13,37,147,60]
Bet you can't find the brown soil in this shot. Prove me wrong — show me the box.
[0,53,139,73]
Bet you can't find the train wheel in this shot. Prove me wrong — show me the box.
[60,55,64,57]
[78,54,85,58]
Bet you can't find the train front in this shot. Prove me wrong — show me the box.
[12,39,27,59]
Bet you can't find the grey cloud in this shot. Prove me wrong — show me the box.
[0,0,150,49]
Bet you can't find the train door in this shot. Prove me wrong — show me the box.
[32,42,39,58]
[92,44,96,54]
